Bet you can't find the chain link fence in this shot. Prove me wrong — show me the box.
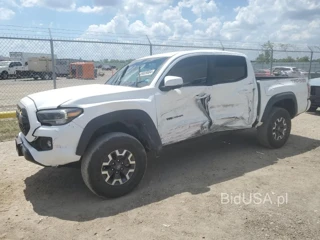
[1,27,320,140]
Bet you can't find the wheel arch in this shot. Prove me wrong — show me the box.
[261,92,297,121]
[76,109,162,156]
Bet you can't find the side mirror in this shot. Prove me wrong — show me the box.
[161,76,183,91]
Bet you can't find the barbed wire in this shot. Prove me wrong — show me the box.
[1,24,319,52]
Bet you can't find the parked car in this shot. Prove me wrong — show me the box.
[0,61,26,79]
[102,65,112,70]
[272,66,301,77]
[102,65,117,71]
[298,69,309,77]
[308,77,320,112]
[15,50,310,198]
[254,69,273,77]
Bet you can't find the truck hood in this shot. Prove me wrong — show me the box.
[28,84,146,109]
[309,78,320,87]
[0,66,8,70]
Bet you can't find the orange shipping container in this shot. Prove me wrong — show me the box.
[70,62,95,79]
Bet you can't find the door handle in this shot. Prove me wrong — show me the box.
[237,87,254,93]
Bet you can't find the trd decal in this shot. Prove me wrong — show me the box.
[195,93,212,131]
[166,115,183,121]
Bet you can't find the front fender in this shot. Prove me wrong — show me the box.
[76,109,162,156]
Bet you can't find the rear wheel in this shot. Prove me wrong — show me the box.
[81,132,147,198]
[257,107,291,148]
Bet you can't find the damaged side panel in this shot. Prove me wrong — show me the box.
[156,81,256,145]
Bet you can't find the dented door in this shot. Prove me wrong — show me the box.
[156,86,210,145]
[206,55,256,130]
[155,54,256,146]
[155,55,211,145]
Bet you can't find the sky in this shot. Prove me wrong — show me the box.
[0,0,320,62]
[0,0,320,44]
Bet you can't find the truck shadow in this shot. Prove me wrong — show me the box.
[24,129,320,222]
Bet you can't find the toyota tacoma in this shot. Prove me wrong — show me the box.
[15,50,311,198]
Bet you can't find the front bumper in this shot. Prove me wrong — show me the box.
[15,135,45,167]
[15,122,83,167]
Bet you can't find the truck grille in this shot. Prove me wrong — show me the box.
[16,104,30,135]
[311,86,320,96]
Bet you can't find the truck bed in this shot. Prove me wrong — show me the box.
[256,76,309,122]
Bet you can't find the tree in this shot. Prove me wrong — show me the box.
[256,41,274,64]
[296,56,309,62]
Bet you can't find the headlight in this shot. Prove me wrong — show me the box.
[37,108,83,126]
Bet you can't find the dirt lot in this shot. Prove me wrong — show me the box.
[0,71,112,112]
[0,112,319,240]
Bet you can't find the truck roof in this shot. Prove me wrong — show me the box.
[140,49,247,60]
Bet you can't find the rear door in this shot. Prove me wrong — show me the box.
[206,55,257,130]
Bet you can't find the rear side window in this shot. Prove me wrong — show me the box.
[166,56,207,86]
[208,55,247,84]
[15,62,22,67]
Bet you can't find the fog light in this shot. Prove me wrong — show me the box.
[38,137,53,151]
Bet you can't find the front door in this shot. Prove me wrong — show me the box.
[155,55,212,145]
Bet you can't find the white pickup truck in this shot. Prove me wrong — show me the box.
[15,50,311,198]
[0,61,25,79]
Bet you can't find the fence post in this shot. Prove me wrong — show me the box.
[146,35,152,56]
[308,46,313,80]
[48,28,57,89]
[270,48,274,73]
[219,40,225,50]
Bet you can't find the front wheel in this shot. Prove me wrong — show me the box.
[257,107,292,148]
[81,132,147,198]
[1,71,8,80]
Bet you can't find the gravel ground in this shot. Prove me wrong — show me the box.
[0,112,319,240]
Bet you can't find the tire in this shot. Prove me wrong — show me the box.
[41,73,50,80]
[307,106,318,112]
[81,132,147,198]
[257,107,291,148]
[1,71,8,80]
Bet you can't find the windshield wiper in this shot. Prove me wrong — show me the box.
[114,66,128,86]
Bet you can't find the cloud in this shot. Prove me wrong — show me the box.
[93,0,122,6]
[86,14,130,35]
[20,0,76,11]
[220,0,320,44]
[178,0,217,16]
[0,7,15,20]
[77,5,104,13]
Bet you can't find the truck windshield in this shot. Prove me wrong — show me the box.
[106,57,168,87]
[0,62,9,66]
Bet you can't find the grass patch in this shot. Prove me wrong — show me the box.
[0,119,19,142]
